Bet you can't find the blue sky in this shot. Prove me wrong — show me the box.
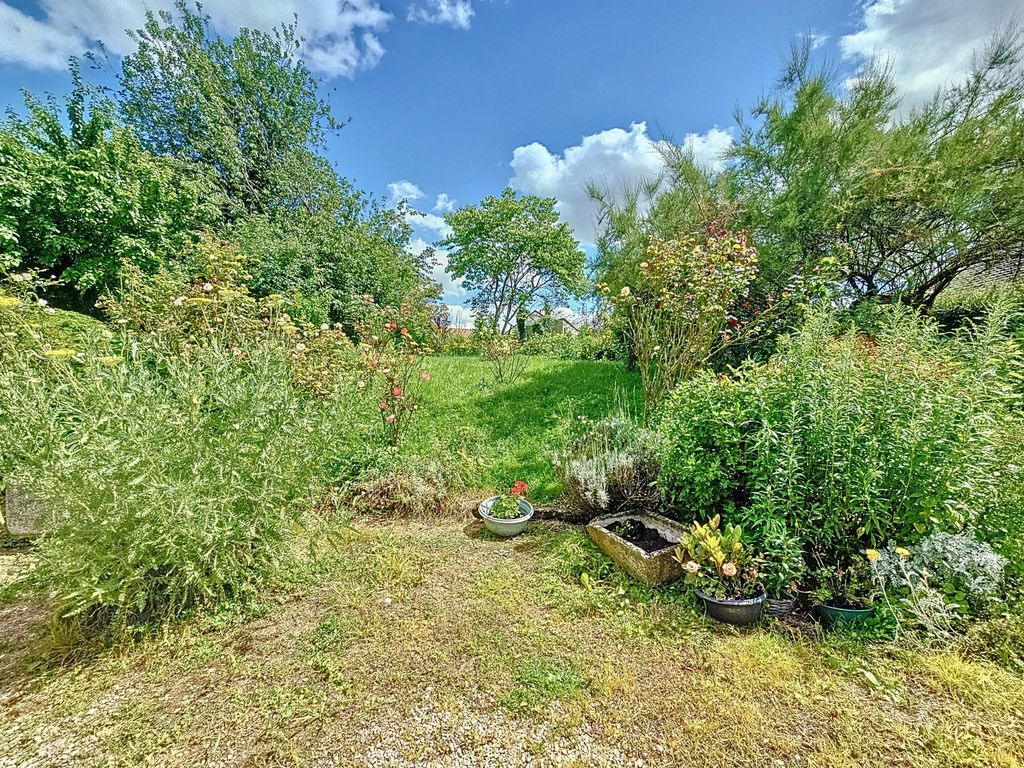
[1,0,1021,323]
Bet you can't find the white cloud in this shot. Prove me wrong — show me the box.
[0,0,393,78]
[410,211,453,238]
[434,193,456,212]
[509,122,732,244]
[407,0,474,30]
[387,179,425,205]
[841,0,1023,112]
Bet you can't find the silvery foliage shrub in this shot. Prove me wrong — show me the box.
[872,532,1006,636]
[553,415,660,522]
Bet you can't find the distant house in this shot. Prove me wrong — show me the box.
[523,308,581,336]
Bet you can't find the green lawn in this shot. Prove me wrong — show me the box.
[404,355,642,502]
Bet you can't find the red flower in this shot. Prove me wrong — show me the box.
[378,401,389,411]
[510,480,529,496]
[392,387,404,398]
[384,322,397,330]
[368,358,379,368]
[400,327,409,336]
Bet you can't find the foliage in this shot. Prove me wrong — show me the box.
[730,33,1024,309]
[440,188,585,332]
[478,329,528,385]
[657,307,1018,568]
[0,329,365,637]
[552,413,660,523]
[870,532,1007,637]
[758,521,806,599]
[674,516,763,600]
[355,295,433,445]
[600,226,759,407]
[230,195,427,326]
[0,63,220,296]
[810,556,876,609]
[520,325,620,360]
[113,1,337,217]
[488,481,530,519]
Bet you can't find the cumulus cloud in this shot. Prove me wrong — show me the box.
[410,211,453,238]
[386,179,425,205]
[509,122,732,244]
[407,0,474,30]
[0,0,393,77]
[434,193,456,212]
[841,0,1023,112]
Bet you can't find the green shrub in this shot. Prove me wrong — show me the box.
[0,334,369,637]
[657,307,1019,568]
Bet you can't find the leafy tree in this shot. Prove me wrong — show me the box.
[0,62,220,298]
[731,33,1024,309]
[440,188,585,332]
[112,1,337,217]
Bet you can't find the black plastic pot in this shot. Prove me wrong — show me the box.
[696,591,766,626]
[765,597,797,618]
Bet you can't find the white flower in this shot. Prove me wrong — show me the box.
[620,286,631,297]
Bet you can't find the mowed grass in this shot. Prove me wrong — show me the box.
[404,355,642,501]
[2,520,1022,768]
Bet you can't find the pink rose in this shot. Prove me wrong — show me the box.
[392,387,404,398]
[385,414,396,423]
[722,562,738,578]
[378,401,389,411]
[684,561,700,574]
[421,372,430,381]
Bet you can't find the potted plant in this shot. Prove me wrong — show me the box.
[760,524,806,618]
[675,515,765,626]
[811,554,876,626]
[479,480,534,537]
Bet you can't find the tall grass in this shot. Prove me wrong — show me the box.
[0,334,373,636]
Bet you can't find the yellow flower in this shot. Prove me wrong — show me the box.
[895,547,911,559]
[0,296,19,308]
[865,549,880,561]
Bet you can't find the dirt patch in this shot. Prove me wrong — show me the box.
[606,518,675,553]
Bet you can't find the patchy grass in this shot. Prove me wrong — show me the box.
[405,355,642,502]
[3,519,1023,767]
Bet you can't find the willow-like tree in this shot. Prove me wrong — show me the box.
[440,188,585,333]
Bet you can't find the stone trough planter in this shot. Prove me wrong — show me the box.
[586,512,688,585]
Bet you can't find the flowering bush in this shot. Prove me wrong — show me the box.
[600,225,759,406]
[355,295,432,445]
[488,480,530,519]
[674,515,763,600]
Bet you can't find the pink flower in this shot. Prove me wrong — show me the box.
[400,327,409,336]
[368,358,379,369]
[392,387,404,398]
[378,401,389,411]
[421,371,430,381]
[722,562,738,577]
[385,414,396,423]
[384,322,397,330]
[684,560,700,574]
[510,480,529,496]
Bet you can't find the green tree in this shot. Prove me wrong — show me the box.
[440,188,585,332]
[0,62,220,299]
[731,33,1024,309]
[113,1,337,217]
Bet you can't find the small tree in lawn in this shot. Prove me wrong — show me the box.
[439,188,585,333]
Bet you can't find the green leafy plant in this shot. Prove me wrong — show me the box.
[811,556,875,610]
[674,515,763,600]
[758,522,806,599]
[488,480,530,519]
[478,329,528,385]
